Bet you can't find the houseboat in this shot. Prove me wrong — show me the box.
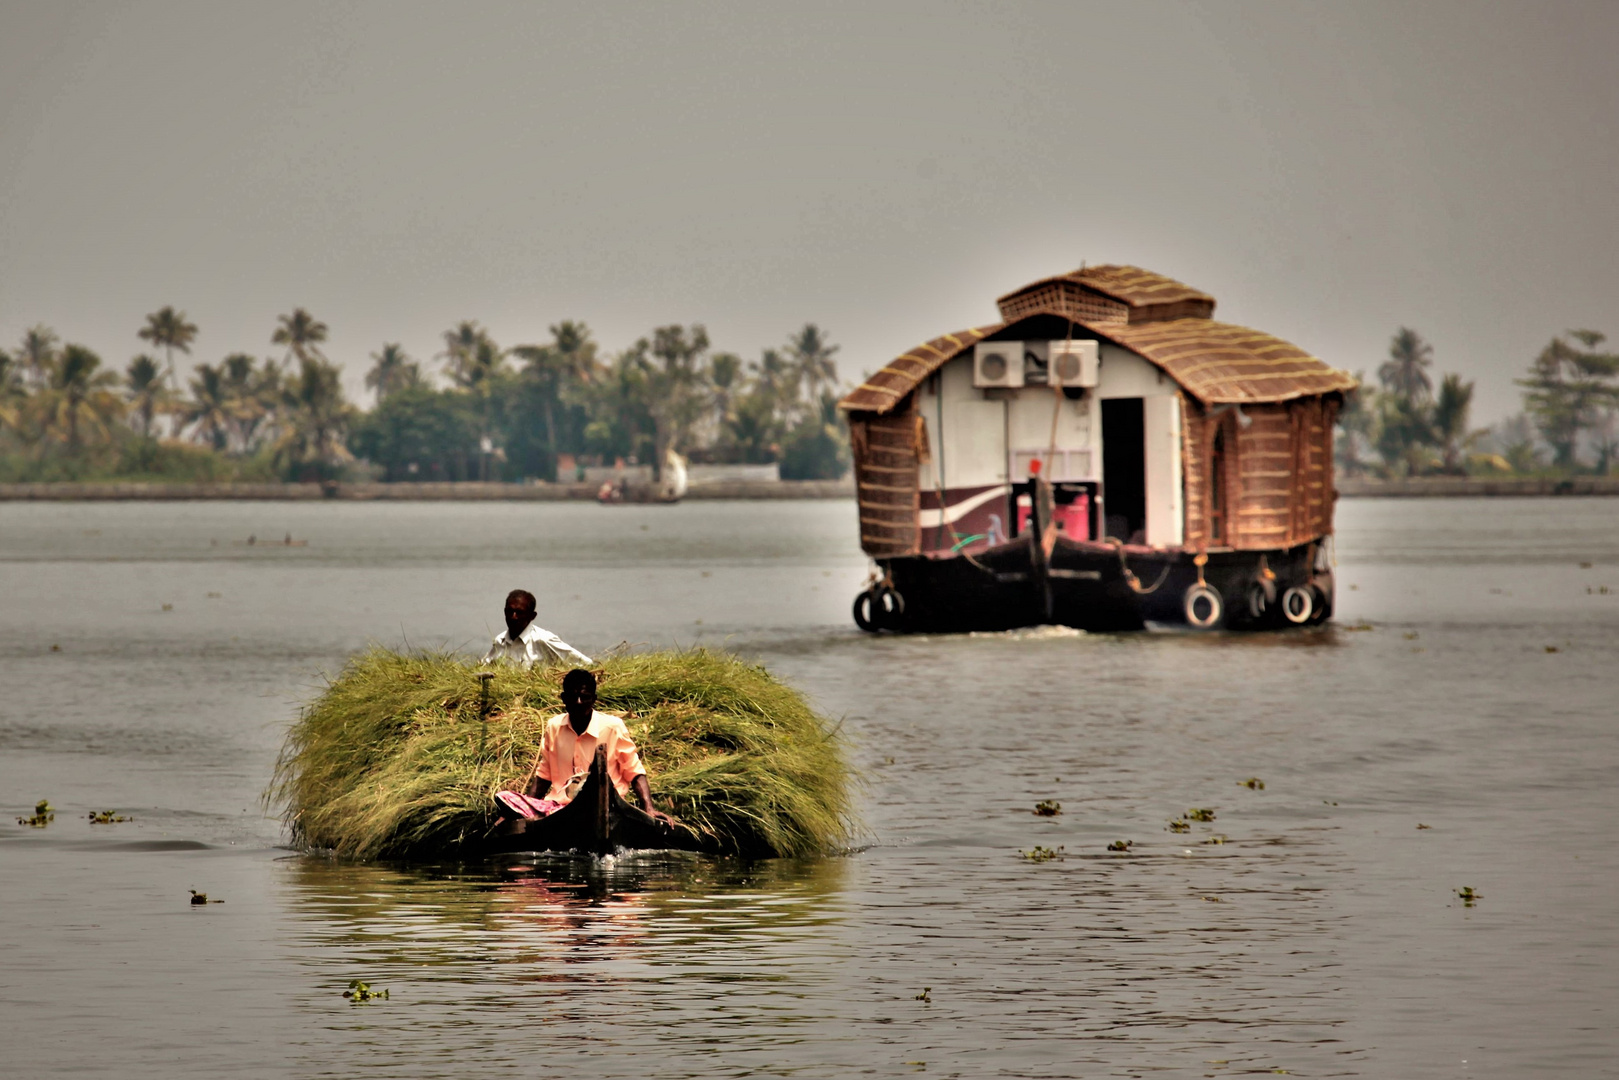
[839,264,1356,633]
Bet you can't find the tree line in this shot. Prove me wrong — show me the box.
[1336,327,1619,477]
[0,308,849,483]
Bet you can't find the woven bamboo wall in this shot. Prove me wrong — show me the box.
[997,281,1129,326]
[1181,396,1339,551]
[1231,404,1295,549]
[1181,398,1211,546]
[1290,396,1337,543]
[850,403,923,557]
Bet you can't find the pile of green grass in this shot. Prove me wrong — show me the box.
[269,648,857,860]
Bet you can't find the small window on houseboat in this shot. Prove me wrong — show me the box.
[1210,427,1226,543]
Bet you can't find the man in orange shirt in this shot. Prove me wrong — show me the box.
[495,669,670,823]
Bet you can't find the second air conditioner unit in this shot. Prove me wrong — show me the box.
[1048,340,1099,388]
[973,341,1025,388]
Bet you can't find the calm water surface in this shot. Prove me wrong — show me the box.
[1,498,1616,1078]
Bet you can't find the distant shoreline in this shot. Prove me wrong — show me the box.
[2,476,1616,500]
[1335,477,1619,497]
[0,479,855,501]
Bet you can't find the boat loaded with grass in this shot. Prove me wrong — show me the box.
[270,648,856,860]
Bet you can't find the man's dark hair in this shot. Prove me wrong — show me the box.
[561,668,596,697]
[505,589,536,611]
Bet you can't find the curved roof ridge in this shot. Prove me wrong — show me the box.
[839,314,1355,414]
[997,264,1214,312]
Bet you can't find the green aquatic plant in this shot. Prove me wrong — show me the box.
[1455,886,1481,906]
[1032,800,1061,817]
[1019,845,1063,862]
[1167,819,1190,833]
[188,889,222,905]
[343,979,389,1002]
[1106,839,1132,852]
[269,648,857,859]
[88,810,130,824]
[1240,777,1265,790]
[1186,807,1216,822]
[17,800,54,827]
[1201,834,1227,845]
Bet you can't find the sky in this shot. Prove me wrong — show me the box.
[2,0,1616,423]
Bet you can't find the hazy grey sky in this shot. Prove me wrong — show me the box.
[3,1,1616,421]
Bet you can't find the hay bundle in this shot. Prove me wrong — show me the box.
[269,648,856,859]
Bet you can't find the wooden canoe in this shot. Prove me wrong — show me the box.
[483,746,718,856]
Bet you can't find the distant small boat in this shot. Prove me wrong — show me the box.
[484,747,716,856]
[594,449,690,505]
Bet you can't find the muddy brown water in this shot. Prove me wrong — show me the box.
[1,498,1616,1078]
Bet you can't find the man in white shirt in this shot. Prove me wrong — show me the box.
[482,589,592,670]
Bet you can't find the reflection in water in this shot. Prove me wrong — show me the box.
[278,855,854,1077]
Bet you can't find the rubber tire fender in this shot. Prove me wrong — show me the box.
[1184,583,1223,630]
[876,585,905,626]
[852,590,880,633]
[1246,579,1275,622]
[1281,584,1314,625]
[1306,582,1331,625]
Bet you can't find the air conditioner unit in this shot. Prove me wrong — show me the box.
[1048,340,1099,388]
[973,341,1024,388]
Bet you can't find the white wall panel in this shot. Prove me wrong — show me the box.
[917,357,1006,490]
[1143,393,1184,547]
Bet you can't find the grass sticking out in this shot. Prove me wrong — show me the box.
[268,648,857,860]
[1020,845,1063,862]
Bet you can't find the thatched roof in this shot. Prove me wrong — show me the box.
[837,324,1001,415]
[996,264,1216,324]
[1100,318,1357,405]
[839,314,1356,414]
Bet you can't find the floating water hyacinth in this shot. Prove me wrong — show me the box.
[17,800,53,827]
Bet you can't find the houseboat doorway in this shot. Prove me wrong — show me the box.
[1101,397,1145,542]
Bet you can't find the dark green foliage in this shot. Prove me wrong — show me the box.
[779,391,850,480]
[1517,330,1619,471]
[4,313,853,483]
[349,386,481,481]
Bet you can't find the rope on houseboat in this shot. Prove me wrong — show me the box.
[1116,543,1173,595]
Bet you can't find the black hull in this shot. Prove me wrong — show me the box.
[859,534,1334,634]
[482,748,718,857]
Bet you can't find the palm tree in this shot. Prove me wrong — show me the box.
[709,351,742,420]
[510,321,598,468]
[273,356,355,480]
[180,363,237,451]
[1517,330,1619,470]
[439,321,495,388]
[137,307,199,400]
[219,353,280,451]
[643,324,712,475]
[0,348,25,434]
[272,308,329,365]
[125,354,170,438]
[1432,373,1478,475]
[785,324,840,406]
[39,344,124,449]
[1379,327,1434,402]
[17,325,60,391]
[365,343,421,403]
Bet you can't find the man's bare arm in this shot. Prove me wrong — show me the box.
[632,775,670,822]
